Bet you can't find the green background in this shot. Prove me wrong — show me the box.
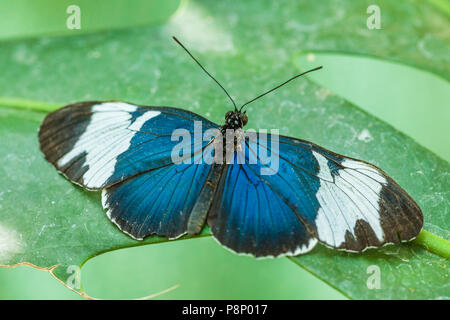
[0,0,448,299]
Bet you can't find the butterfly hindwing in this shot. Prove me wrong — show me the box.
[102,163,212,240]
[208,141,319,257]
[208,163,318,257]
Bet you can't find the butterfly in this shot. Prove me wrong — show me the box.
[38,37,423,257]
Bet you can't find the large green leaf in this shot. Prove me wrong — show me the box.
[0,0,448,299]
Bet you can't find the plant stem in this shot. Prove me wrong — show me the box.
[413,229,450,259]
[0,97,59,113]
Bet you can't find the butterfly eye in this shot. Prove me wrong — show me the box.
[225,111,233,119]
[241,113,248,126]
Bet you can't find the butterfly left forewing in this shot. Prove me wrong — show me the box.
[39,101,217,190]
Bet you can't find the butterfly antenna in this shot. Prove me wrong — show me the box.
[239,66,323,111]
[172,36,237,111]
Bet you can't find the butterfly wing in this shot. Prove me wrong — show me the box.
[208,132,423,257]
[101,163,213,239]
[207,160,318,257]
[289,136,424,252]
[39,101,217,190]
[39,101,219,239]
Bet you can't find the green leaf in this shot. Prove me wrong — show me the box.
[0,0,449,299]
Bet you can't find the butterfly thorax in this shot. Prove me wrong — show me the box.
[221,110,248,132]
[212,110,248,161]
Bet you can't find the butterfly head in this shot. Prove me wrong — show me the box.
[224,110,248,129]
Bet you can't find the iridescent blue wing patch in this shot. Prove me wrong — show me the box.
[101,163,212,239]
[208,160,318,257]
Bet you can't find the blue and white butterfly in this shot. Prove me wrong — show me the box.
[38,38,423,257]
